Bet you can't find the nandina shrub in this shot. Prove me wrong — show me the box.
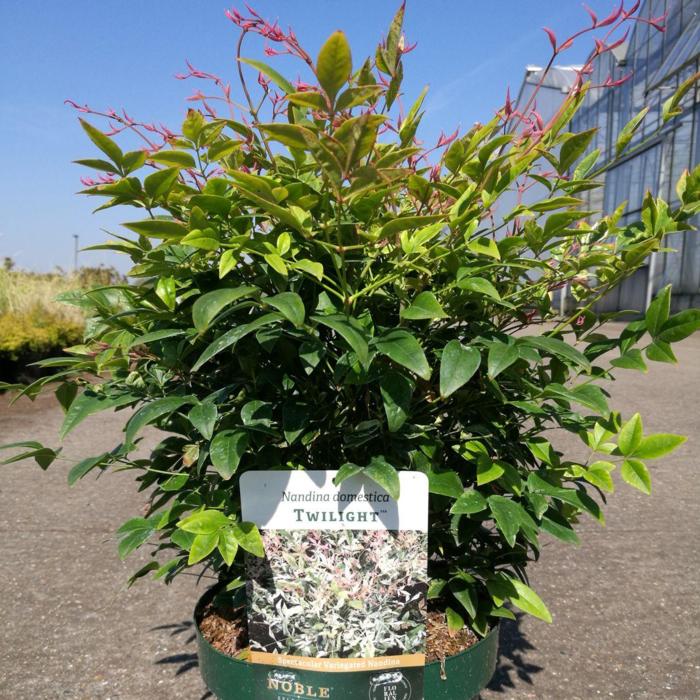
[3,3,700,636]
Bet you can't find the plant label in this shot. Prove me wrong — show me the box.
[241,470,429,700]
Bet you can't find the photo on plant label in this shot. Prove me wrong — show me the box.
[246,529,428,658]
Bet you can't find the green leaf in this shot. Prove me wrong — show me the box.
[282,401,310,444]
[60,391,135,440]
[477,456,506,486]
[260,123,318,151]
[374,329,431,380]
[311,314,369,368]
[646,340,677,363]
[450,579,478,618]
[559,128,596,172]
[266,292,306,328]
[450,489,488,515]
[540,512,579,544]
[210,430,249,480]
[611,349,648,373]
[633,433,686,459]
[440,341,480,398]
[645,284,671,337]
[401,291,447,320]
[231,522,264,557]
[616,107,648,157]
[188,402,218,441]
[527,473,603,523]
[364,456,400,500]
[238,58,294,94]
[428,470,463,498]
[192,312,282,371]
[156,277,177,310]
[487,495,524,547]
[458,276,501,301]
[380,215,443,238]
[334,462,363,487]
[123,219,188,239]
[573,148,600,179]
[335,85,383,111]
[518,336,591,371]
[144,167,180,199]
[504,576,552,623]
[316,31,353,102]
[618,413,643,456]
[125,396,194,445]
[293,259,324,281]
[188,532,219,564]
[192,286,259,332]
[487,342,518,379]
[264,253,288,277]
[285,91,328,111]
[445,607,465,633]
[218,529,239,567]
[584,461,615,493]
[621,459,651,495]
[657,309,700,343]
[150,150,197,168]
[79,118,123,165]
[67,454,107,486]
[178,509,230,534]
[379,371,414,432]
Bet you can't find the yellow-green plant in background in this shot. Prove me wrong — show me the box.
[0,267,121,369]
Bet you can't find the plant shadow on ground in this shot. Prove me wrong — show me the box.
[151,620,213,699]
[479,612,542,696]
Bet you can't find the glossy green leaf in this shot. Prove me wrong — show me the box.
[616,107,649,157]
[67,453,108,486]
[401,291,447,320]
[633,433,686,459]
[238,57,294,93]
[192,286,259,332]
[311,314,369,368]
[188,532,219,564]
[645,284,671,336]
[621,459,651,495]
[379,370,414,432]
[428,470,463,498]
[80,118,123,165]
[316,31,353,102]
[266,292,306,328]
[487,342,518,379]
[450,489,488,515]
[188,402,218,441]
[364,456,400,500]
[192,313,282,371]
[440,341,480,398]
[125,396,195,445]
[618,413,643,455]
[657,309,700,343]
[210,430,249,480]
[231,522,264,557]
[375,329,431,380]
[178,510,230,534]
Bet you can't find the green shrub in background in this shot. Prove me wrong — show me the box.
[2,4,700,636]
[0,267,122,378]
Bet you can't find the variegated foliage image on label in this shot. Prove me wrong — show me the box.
[247,529,428,658]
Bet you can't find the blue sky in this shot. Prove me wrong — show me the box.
[0,0,619,272]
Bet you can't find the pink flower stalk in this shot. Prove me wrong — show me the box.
[436,128,459,149]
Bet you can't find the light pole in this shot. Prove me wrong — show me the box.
[73,234,79,273]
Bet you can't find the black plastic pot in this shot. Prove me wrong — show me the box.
[195,589,499,700]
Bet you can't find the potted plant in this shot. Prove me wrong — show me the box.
[3,3,699,698]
